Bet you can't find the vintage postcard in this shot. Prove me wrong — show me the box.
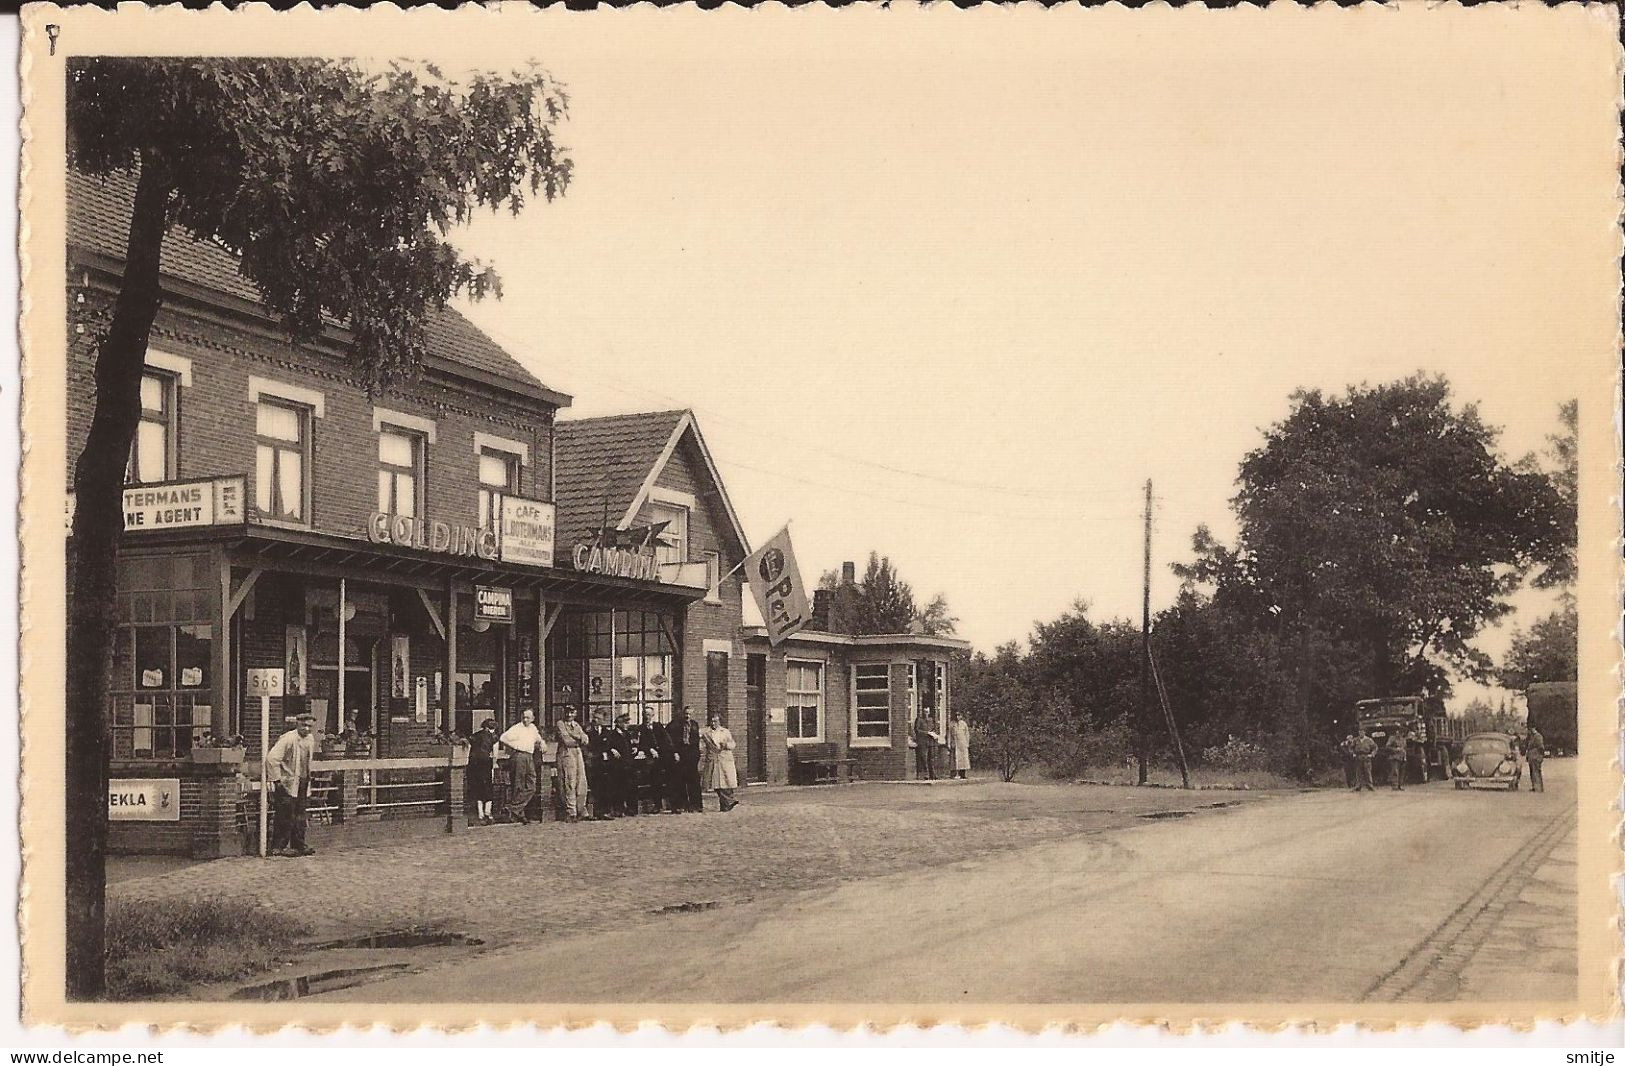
[15,0,1623,1034]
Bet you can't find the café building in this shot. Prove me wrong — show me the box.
[67,170,713,857]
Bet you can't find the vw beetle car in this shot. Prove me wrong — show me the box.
[1451,732,1522,791]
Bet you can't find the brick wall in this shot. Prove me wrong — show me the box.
[66,284,558,536]
[106,760,246,858]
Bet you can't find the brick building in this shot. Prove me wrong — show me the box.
[68,170,709,856]
[69,168,970,857]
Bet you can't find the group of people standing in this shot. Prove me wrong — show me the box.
[1339,724,1548,793]
[466,704,741,825]
[910,709,973,781]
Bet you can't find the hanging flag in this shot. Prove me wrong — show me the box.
[744,526,811,645]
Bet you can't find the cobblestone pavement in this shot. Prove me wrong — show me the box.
[108,778,1286,952]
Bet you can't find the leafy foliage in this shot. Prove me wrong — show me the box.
[960,645,1073,782]
[817,552,956,635]
[1496,594,1578,691]
[68,57,572,392]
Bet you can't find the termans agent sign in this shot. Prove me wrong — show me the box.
[118,476,245,531]
[108,778,181,822]
[474,585,514,624]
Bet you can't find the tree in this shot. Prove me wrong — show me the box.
[817,552,956,635]
[65,57,571,998]
[1496,594,1578,691]
[1174,376,1570,773]
[961,645,1072,782]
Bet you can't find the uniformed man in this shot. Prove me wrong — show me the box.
[1352,728,1377,792]
[1338,731,1358,790]
[1525,726,1546,793]
[1384,730,1409,791]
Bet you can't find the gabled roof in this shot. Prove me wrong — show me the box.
[66,168,570,409]
[554,410,750,561]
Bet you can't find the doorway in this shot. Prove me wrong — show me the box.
[745,652,766,782]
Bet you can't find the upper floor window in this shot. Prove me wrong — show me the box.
[126,370,176,485]
[477,448,520,531]
[254,399,309,523]
[647,500,688,567]
[377,427,424,519]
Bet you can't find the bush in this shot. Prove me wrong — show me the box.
[106,896,311,999]
[1200,734,1273,773]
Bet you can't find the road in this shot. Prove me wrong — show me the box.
[325,760,1575,1004]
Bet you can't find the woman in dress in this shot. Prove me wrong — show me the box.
[947,710,972,780]
[468,718,498,825]
[700,709,740,812]
[553,705,591,822]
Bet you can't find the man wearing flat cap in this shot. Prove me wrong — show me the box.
[266,712,319,856]
[612,712,639,817]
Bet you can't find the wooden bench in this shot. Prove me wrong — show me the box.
[789,742,857,785]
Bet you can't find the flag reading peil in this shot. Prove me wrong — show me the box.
[744,526,811,645]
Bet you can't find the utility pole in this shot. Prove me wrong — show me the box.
[1138,478,1152,786]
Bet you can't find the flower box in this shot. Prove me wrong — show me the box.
[190,746,245,766]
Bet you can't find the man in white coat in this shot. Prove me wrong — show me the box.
[266,712,319,856]
[947,710,973,780]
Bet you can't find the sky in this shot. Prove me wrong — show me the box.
[443,7,1616,708]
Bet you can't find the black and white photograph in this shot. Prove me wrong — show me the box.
[15,1,1621,1034]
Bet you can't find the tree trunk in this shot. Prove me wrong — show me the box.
[65,158,169,1000]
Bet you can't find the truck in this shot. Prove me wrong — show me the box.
[1353,696,1464,784]
[1525,681,1578,756]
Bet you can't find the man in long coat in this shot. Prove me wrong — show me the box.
[586,709,617,819]
[946,711,972,779]
[666,705,704,812]
[611,713,640,816]
[1525,726,1546,793]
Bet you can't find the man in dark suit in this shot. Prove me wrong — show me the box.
[586,709,618,819]
[612,712,640,816]
[666,705,704,812]
[632,708,670,814]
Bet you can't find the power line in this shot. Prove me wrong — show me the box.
[462,312,1151,503]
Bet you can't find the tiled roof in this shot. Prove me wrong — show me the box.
[553,411,688,549]
[66,168,567,405]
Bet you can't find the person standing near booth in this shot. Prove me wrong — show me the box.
[913,709,941,780]
[1525,726,1546,793]
[499,709,544,825]
[266,712,319,856]
[553,706,591,822]
[946,710,973,780]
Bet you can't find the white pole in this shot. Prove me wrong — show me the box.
[258,694,270,858]
[338,578,347,738]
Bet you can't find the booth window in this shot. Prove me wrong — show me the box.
[254,399,309,522]
[786,659,823,742]
[853,663,891,742]
[126,370,176,485]
[477,448,519,531]
[377,426,424,519]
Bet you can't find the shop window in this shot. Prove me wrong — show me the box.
[126,370,176,485]
[255,399,309,522]
[454,670,498,736]
[121,623,213,757]
[646,500,688,567]
[377,426,423,519]
[477,448,519,532]
[854,663,891,741]
[786,659,823,742]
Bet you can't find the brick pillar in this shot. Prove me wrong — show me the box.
[189,761,247,859]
